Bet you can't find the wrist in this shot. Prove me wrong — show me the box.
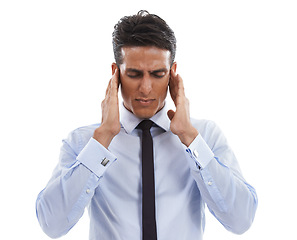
[93,124,120,148]
[177,126,199,147]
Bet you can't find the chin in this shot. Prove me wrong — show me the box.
[125,101,165,119]
[132,108,157,119]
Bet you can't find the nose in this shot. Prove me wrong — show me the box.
[139,74,152,95]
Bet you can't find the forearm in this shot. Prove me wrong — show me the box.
[185,122,258,234]
[36,132,117,238]
[36,163,99,238]
[193,158,258,234]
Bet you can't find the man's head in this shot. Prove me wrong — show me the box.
[112,11,177,119]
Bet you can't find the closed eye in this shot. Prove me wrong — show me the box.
[152,72,166,78]
[126,69,143,78]
[125,68,168,79]
[127,73,142,78]
[150,69,167,78]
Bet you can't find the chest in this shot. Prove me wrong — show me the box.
[96,131,194,200]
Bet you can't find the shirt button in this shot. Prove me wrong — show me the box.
[86,189,91,194]
[193,149,199,158]
[207,181,213,186]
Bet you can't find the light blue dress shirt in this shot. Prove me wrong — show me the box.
[36,103,258,239]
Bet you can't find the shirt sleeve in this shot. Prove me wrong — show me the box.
[184,121,258,234]
[36,130,117,238]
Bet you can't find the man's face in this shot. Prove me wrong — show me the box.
[117,46,175,119]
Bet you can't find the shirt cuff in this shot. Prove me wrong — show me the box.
[76,137,117,178]
[185,134,214,170]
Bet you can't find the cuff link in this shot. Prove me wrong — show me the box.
[101,157,110,167]
[193,149,199,158]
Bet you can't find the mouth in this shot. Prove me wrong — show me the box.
[135,98,155,105]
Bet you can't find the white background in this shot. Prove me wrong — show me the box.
[1,0,296,239]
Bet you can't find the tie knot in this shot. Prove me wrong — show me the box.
[137,120,153,131]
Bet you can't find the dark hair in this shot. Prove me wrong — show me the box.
[112,10,176,66]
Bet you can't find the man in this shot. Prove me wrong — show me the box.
[36,10,257,239]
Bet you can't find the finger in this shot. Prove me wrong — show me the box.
[110,68,120,94]
[169,69,178,101]
[167,109,175,121]
[170,71,186,105]
[176,74,185,96]
[105,78,112,96]
[175,75,188,109]
[105,68,119,97]
[169,69,178,88]
[112,67,119,84]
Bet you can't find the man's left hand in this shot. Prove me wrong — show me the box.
[167,70,199,147]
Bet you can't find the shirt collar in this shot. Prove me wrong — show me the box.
[120,102,171,134]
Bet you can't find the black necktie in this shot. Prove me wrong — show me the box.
[137,120,157,240]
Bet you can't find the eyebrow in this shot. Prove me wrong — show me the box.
[126,68,142,74]
[126,68,168,74]
[150,68,168,74]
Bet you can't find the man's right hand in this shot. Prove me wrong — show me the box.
[93,65,121,148]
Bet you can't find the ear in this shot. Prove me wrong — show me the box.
[111,62,118,75]
[171,62,177,74]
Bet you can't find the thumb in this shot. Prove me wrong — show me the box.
[167,109,175,120]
